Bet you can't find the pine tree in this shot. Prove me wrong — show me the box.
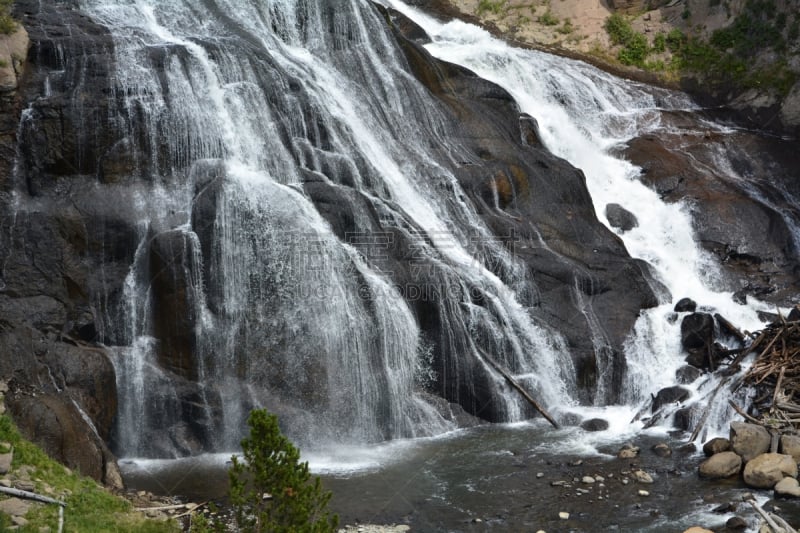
[228,409,338,533]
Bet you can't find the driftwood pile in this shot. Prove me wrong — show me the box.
[738,318,800,430]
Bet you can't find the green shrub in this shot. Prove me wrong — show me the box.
[666,28,686,52]
[618,32,649,66]
[228,409,338,533]
[557,19,574,34]
[652,32,666,53]
[538,10,559,26]
[604,13,634,46]
[476,0,506,15]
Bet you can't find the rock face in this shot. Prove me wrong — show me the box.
[730,422,771,463]
[698,451,742,479]
[742,453,797,489]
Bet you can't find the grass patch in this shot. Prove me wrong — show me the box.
[537,10,559,26]
[0,415,178,533]
[476,0,506,15]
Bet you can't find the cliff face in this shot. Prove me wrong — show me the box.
[0,0,668,473]
[0,0,122,486]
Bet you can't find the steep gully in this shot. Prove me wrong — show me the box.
[0,0,797,507]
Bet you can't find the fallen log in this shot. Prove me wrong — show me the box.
[476,348,559,429]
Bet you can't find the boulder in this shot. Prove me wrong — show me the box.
[676,365,703,385]
[725,516,748,530]
[681,313,714,351]
[0,498,32,517]
[699,451,742,479]
[652,443,672,458]
[618,443,640,459]
[742,453,797,489]
[775,476,800,498]
[683,527,714,533]
[674,298,697,313]
[788,306,800,322]
[580,418,609,432]
[730,422,771,462]
[780,434,800,463]
[605,203,639,232]
[652,386,690,412]
[631,469,654,483]
[703,437,731,457]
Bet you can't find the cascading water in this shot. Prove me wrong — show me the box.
[73,0,580,458]
[386,1,785,433]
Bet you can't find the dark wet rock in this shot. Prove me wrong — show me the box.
[652,386,690,413]
[732,290,747,305]
[519,113,542,147]
[605,203,639,232]
[699,451,742,479]
[759,310,781,323]
[725,516,747,530]
[149,229,202,381]
[580,418,609,432]
[712,502,738,513]
[681,313,715,351]
[7,389,121,487]
[789,306,800,322]
[676,365,703,385]
[674,298,697,313]
[730,422,771,463]
[743,453,797,489]
[673,405,701,431]
[703,437,731,457]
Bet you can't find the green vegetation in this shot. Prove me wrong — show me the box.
[557,19,574,35]
[602,0,797,95]
[537,10,559,26]
[227,409,338,533]
[0,414,177,532]
[603,13,652,67]
[0,0,16,35]
[476,0,506,16]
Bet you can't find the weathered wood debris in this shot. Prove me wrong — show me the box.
[739,317,800,430]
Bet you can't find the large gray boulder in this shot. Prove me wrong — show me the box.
[730,422,771,463]
[742,453,797,489]
[780,434,800,463]
[699,451,742,479]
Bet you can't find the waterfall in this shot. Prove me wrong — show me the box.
[73,0,579,458]
[385,1,782,429]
